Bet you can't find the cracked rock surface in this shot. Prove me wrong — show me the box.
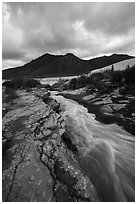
[2,88,98,202]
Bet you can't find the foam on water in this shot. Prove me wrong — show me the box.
[52,94,135,201]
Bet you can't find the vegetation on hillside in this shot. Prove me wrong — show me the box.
[68,65,135,91]
[3,77,41,90]
[88,53,134,69]
[108,65,135,85]
[61,65,135,135]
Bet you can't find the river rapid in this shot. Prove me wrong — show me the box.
[52,94,135,202]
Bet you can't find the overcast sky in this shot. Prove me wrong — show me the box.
[2,2,135,69]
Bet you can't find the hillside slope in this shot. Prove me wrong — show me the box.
[89,58,135,75]
[88,54,134,70]
[2,53,134,79]
[2,53,91,79]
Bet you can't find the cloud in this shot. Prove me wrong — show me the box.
[2,2,135,69]
[2,50,26,61]
[2,59,25,70]
[84,2,135,35]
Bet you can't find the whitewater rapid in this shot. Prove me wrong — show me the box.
[52,94,135,202]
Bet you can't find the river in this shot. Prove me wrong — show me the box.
[52,94,135,202]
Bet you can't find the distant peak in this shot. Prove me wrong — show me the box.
[65,53,75,56]
[111,53,129,57]
[44,53,54,56]
[38,53,57,59]
[64,53,81,60]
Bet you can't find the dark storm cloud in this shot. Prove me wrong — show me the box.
[84,2,135,35]
[2,50,26,60]
[2,2,135,68]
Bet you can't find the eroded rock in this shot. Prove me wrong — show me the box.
[39,137,98,201]
[3,88,99,202]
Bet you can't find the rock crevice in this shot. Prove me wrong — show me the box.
[2,89,98,202]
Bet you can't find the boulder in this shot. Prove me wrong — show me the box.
[42,92,50,103]
[100,105,114,114]
[49,99,60,113]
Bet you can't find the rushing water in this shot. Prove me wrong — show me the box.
[52,94,135,202]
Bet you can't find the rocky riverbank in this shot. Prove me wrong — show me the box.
[52,94,134,202]
[2,88,98,202]
[60,83,135,135]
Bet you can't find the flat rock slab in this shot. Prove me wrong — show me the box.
[2,90,56,202]
[3,89,98,202]
[82,94,95,101]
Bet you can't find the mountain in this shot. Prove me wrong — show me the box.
[2,53,134,79]
[88,53,134,70]
[2,53,91,79]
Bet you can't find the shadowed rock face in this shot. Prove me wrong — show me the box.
[2,88,98,202]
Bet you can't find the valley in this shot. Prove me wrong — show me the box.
[2,54,135,202]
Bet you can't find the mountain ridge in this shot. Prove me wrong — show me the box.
[2,53,134,79]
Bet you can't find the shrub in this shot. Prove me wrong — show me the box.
[3,78,41,90]
[109,70,123,84]
[107,65,135,85]
[42,84,52,89]
[69,78,77,89]
[26,87,32,92]
[24,78,41,88]
[89,72,104,81]
[77,75,89,87]
[4,87,18,103]
[62,81,70,90]
[123,65,135,85]
[67,65,135,90]
[69,73,105,89]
